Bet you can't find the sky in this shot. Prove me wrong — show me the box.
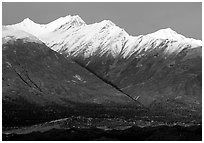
[2,2,202,40]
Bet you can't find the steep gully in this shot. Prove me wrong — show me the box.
[73,59,148,109]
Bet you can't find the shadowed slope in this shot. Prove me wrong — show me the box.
[2,38,138,127]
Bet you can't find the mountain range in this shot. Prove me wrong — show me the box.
[2,15,202,129]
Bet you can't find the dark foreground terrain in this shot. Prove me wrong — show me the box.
[3,125,201,141]
[2,114,202,141]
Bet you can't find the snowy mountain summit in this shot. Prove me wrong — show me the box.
[3,15,202,58]
[147,28,202,46]
[147,28,185,40]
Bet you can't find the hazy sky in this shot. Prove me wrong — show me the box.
[2,2,202,40]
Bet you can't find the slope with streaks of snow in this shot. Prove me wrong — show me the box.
[2,26,43,44]
[4,15,202,59]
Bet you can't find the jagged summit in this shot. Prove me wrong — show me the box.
[46,15,86,27]
[16,15,85,26]
[18,18,42,28]
[147,28,186,41]
[3,15,202,58]
[146,27,202,47]
[21,18,36,24]
[5,15,200,43]
[71,15,86,25]
[100,20,115,26]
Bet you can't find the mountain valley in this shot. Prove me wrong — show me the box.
[2,15,202,141]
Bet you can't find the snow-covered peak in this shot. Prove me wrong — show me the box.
[3,15,202,58]
[146,27,202,47]
[100,20,115,26]
[46,15,85,29]
[21,18,36,24]
[18,18,42,28]
[147,28,186,41]
[71,15,86,25]
[5,15,86,37]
